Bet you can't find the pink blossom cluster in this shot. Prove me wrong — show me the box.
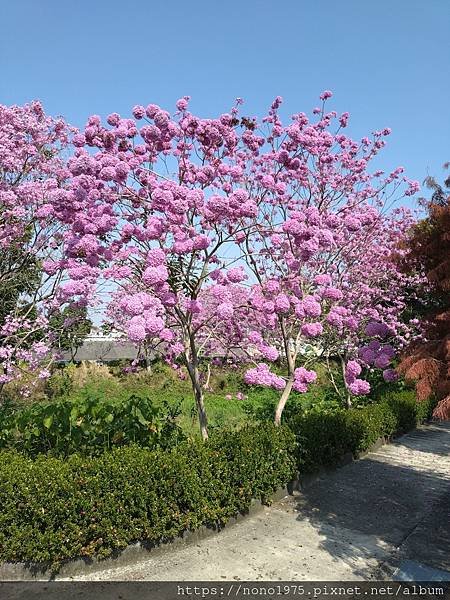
[344,360,371,396]
[225,392,247,401]
[293,367,317,393]
[358,339,398,382]
[244,363,286,390]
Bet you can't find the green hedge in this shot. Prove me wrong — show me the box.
[0,424,296,567]
[289,390,437,473]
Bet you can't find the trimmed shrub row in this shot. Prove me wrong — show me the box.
[289,390,437,473]
[0,424,296,567]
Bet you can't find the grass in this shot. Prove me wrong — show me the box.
[1,359,408,437]
[76,362,336,433]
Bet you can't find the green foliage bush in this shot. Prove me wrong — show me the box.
[0,393,186,457]
[0,424,296,567]
[289,390,437,473]
[415,394,437,423]
[0,380,436,570]
[383,389,436,432]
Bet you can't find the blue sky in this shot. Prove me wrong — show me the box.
[1,0,449,193]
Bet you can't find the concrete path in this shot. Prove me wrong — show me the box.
[64,422,450,581]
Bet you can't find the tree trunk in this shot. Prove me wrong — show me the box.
[193,378,209,440]
[274,377,295,426]
[204,362,212,391]
[186,362,208,440]
[339,354,352,409]
[184,338,209,440]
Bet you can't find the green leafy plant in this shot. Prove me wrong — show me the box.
[0,393,186,457]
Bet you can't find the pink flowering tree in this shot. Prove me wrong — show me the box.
[62,98,268,439]
[221,93,421,422]
[0,102,74,392]
[240,206,422,420]
[61,92,420,435]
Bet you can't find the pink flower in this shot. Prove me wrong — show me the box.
[327,311,343,327]
[293,380,308,393]
[302,296,322,318]
[368,340,382,352]
[244,363,285,390]
[314,274,332,286]
[339,112,349,127]
[301,322,323,337]
[227,267,247,283]
[99,166,116,181]
[258,343,279,361]
[349,379,371,395]
[374,354,391,369]
[123,295,143,316]
[160,328,174,342]
[343,316,359,331]
[322,287,343,301]
[380,345,395,359]
[263,301,275,313]
[36,204,54,218]
[344,216,361,231]
[128,322,146,343]
[274,293,290,313]
[295,303,305,319]
[145,104,160,118]
[187,299,202,314]
[382,368,398,382]
[176,97,190,112]
[265,279,280,293]
[345,360,362,384]
[365,321,391,338]
[145,315,164,335]
[142,265,168,285]
[319,90,333,100]
[132,105,146,119]
[192,235,210,250]
[72,133,85,147]
[146,248,166,266]
[107,113,120,126]
[294,367,317,384]
[248,330,263,344]
[171,342,184,357]
[217,303,234,319]
[358,346,376,365]
[42,260,59,275]
[239,201,258,218]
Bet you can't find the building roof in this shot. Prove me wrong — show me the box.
[59,339,141,363]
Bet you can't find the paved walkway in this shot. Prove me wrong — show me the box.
[64,422,450,581]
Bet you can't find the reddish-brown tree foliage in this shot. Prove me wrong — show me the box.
[398,171,450,419]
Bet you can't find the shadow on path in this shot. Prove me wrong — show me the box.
[293,422,450,579]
